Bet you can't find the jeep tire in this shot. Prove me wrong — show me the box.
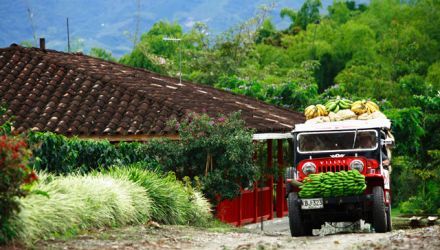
[288,192,312,236]
[372,186,387,233]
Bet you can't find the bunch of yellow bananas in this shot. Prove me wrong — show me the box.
[351,100,380,115]
[304,104,328,120]
[305,98,380,120]
[325,97,353,113]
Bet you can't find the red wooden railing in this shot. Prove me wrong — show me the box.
[215,139,290,226]
[215,184,289,226]
[216,184,273,226]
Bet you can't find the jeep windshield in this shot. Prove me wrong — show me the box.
[297,130,377,154]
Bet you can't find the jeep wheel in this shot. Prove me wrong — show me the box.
[372,186,387,233]
[386,205,392,232]
[288,192,312,236]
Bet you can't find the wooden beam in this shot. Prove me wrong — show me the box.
[267,139,273,220]
[253,133,292,140]
[276,139,285,218]
[76,133,180,142]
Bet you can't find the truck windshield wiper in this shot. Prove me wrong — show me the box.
[352,129,358,149]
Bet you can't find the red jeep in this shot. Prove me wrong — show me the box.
[286,119,394,236]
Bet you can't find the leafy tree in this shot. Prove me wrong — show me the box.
[255,19,281,46]
[119,47,166,73]
[119,21,183,74]
[328,1,351,24]
[216,61,319,109]
[281,0,322,32]
[296,0,322,30]
[280,7,299,34]
[328,1,367,24]
[89,48,116,62]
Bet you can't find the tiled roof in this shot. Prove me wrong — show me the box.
[0,44,304,138]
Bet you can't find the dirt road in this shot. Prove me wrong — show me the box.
[30,221,439,250]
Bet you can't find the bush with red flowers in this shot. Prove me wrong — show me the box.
[0,135,36,244]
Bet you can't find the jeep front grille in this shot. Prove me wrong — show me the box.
[318,164,350,173]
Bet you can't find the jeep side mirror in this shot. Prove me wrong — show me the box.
[381,138,395,148]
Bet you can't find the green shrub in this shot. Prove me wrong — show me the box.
[394,151,440,214]
[390,156,420,205]
[167,112,258,202]
[117,142,156,164]
[400,197,427,215]
[0,135,36,244]
[11,173,151,244]
[27,132,158,174]
[103,165,212,225]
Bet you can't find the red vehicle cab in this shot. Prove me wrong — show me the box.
[286,119,394,236]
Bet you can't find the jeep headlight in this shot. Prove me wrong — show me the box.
[350,160,364,172]
[302,162,316,175]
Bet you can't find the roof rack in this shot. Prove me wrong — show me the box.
[293,119,391,133]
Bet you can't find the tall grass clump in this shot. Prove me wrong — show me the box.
[186,190,212,226]
[12,173,151,243]
[103,164,212,225]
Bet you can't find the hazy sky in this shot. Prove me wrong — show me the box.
[0,0,368,57]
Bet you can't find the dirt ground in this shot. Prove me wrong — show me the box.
[14,223,437,250]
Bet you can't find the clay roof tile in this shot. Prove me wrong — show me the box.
[0,45,304,138]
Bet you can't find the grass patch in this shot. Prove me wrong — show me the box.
[102,165,212,226]
[7,165,213,245]
[11,173,151,244]
[186,189,212,226]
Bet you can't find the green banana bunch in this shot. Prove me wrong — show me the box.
[299,170,366,198]
[325,97,353,113]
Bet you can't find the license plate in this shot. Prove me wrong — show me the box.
[301,198,324,210]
